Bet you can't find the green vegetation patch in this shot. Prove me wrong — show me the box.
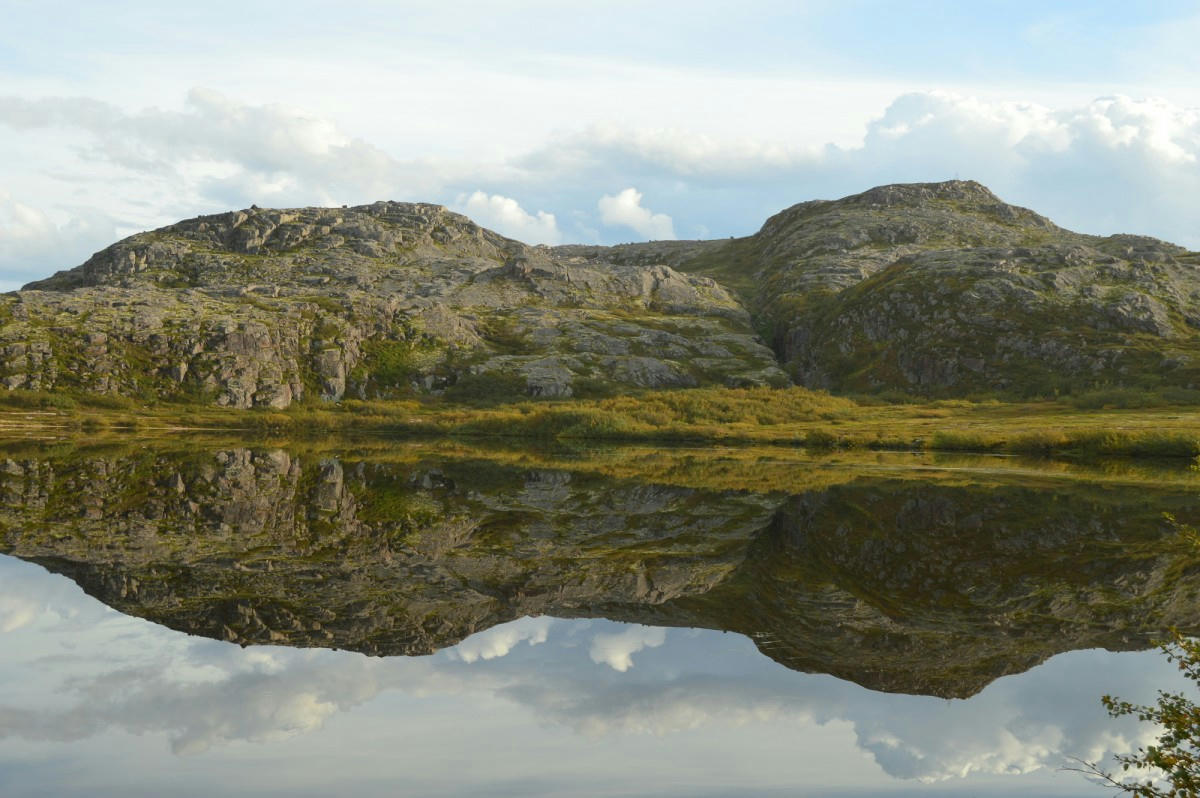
[353,337,443,394]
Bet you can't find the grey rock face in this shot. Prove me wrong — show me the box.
[649,180,1200,396]
[4,202,786,407]
[8,182,1200,403]
[772,237,1200,395]
[832,187,1195,393]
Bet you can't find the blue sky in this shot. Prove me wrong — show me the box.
[2,1,1200,287]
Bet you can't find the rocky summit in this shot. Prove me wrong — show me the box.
[5,181,1200,407]
[5,203,783,408]
[619,180,1200,396]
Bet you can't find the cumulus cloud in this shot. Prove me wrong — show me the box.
[457,191,562,244]
[4,89,1200,286]
[847,92,1200,245]
[509,642,1171,784]
[0,90,447,211]
[0,648,398,755]
[522,92,1200,247]
[0,90,472,278]
[597,188,676,240]
[588,624,667,672]
[450,616,555,663]
[0,194,56,245]
[521,123,820,182]
[0,556,111,631]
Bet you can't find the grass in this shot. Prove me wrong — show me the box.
[2,384,1200,461]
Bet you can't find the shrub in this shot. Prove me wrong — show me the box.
[1073,630,1200,796]
[931,431,999,451]
[444,371,528,404]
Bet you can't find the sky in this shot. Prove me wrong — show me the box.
[2,1,1200,289]
[0,553,1181,797]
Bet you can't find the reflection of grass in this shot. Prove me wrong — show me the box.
[3,384,1200,460]
[4,434,1200,500]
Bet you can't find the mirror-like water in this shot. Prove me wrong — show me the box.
[2,439,1198,796]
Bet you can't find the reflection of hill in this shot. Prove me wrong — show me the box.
[2,442,1199,698]
[653,481,1200,697]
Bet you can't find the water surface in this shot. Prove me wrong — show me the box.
[1,439,1197,796]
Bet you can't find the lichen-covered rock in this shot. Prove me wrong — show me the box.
[5,202,786,407]
[640,181,1200,397]
[10,183,1200,404]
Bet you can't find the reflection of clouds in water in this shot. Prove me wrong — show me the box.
[0,563,1185,783]
[0,595,39,632]
[588,625,667,672]
[449,616,555,663]
[0,556,110,632]
[520,645,1170,783]
[0,650,416,754]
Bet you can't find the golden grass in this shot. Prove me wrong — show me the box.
[3,385,1200,460]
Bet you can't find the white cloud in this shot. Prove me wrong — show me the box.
[514,643,1172,784]
[0,195,55,244]
[280,90,1200,241]
[4,89,1200,286]
[519,124,823,181]
[457,191,562,244]
[522,92,1200,247]
[597,188,676,240]
[588,624,667,672]
[848,92,1200,246]
[450,616,555,663]
[0,90,449,211]
[0,557,112,632]
[0,192,118,285]
[0,649,392,755]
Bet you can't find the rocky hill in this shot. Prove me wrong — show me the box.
[5,181,1200,406]
[663,181,1200,396]
[4,203,784,408]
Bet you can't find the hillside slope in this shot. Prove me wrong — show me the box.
[664,181,1200,396]
[5,182,1200,406]
[3,203,784,408]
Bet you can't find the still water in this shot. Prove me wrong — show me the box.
[1,439,1197,796]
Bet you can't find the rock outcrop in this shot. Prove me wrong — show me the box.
[655,181,1200,395]
[3,203,784,407]
[6,182,1200,404]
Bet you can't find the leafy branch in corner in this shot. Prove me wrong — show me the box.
[1068,631,1200,797]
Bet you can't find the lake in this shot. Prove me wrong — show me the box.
[1,438,1197,796]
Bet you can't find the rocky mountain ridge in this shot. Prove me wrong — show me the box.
[677,182,1200,394]
[5,181,1200,406]
[3,201,783,407]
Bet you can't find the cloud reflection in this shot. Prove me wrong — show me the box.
[588,625,668,672]
[449,616,555,664]
[0,594,39,632]
[0,555,1185,785]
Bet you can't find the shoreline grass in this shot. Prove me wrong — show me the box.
[2,385,1199,460]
